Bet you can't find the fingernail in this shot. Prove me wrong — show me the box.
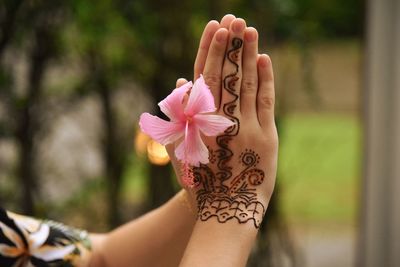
[245,28,257,42]
[216,30,227,43]
[233,19,245,33]
[260,54,269,68]
[221,14,236,21]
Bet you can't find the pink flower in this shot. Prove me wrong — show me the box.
[139,75,234,169]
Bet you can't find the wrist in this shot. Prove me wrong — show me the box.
[175,189,198,219]
[195,190,268,229]
[180,218,258,267]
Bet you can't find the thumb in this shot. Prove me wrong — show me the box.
[176,78,188,88]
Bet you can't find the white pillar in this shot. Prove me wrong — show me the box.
[359,0,400,266]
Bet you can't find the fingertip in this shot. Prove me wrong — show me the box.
[208,19,219,25]
[215,28,228,43]
[221,14,236,21]
[264,54,272,63]
[231,18,246,33]
[244,27,258,43]
[207,20,220,30]
[247,26,258,31]
[195,21,221,78]
[258,54,274,83]
[220,14,236,28]
[258,54,271,69]
[257,53,275,124]
[176,78,188,88]
[204,20,220,39]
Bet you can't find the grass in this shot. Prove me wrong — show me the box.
[278,113,361,226]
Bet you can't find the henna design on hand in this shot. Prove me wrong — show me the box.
[194,38,266,228]
[207,146,217,165]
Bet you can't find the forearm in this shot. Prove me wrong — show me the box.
[99,190,196,267]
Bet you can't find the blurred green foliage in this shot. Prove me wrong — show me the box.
[279,114,360,224]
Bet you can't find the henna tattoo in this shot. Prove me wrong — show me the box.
[216,38,243,187]
[196,150,265,228]
[0,208,92,267]
[195,38,266,228]
[207,146,217,164]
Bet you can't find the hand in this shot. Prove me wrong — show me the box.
[170,16,278,229]
[167,14,236,198]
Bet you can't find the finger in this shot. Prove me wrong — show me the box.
[220,14,235,29]
[170,79,187,155]
[241,27,259,119]
[220,18,246,115]
[202,28,229,109]
[176,78,188,88]
[194,20,220,80]
[257,54,275,129]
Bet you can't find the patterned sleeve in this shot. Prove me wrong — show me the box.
[0,207,92,267]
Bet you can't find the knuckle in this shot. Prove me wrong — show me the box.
[259,95,275,109]
[262,131,279,151]
[203,73,222,88]
[269,133,279,150]
[241,78,257,94]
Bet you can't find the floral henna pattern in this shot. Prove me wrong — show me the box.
[194,38,266,228]
[0,208,91,267]
[195,150,265,228]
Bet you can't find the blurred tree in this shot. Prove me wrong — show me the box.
[16,16,58,215]
[0,0,66,214]
[0,0,23,58]
[68,0,139,226]
[114,0,199,209]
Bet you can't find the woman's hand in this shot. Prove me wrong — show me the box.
[167,14,237,206]
[169,17,278,229]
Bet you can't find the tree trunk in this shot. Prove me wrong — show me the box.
[16,24,55,215]
[98,72,124,227]
[87,51,125,228]
[0,0,24,58]
[144,0,196,209]
[147,75,176,209]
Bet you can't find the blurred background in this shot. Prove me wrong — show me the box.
[0,0,364,266]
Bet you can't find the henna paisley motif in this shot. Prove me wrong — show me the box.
[216,38,243,183]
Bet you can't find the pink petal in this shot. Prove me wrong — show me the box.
[139,113,184,145]
[185,75,216,117]
[158,81,193,121]
[175,125,209,167]
[194,114,235,136]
